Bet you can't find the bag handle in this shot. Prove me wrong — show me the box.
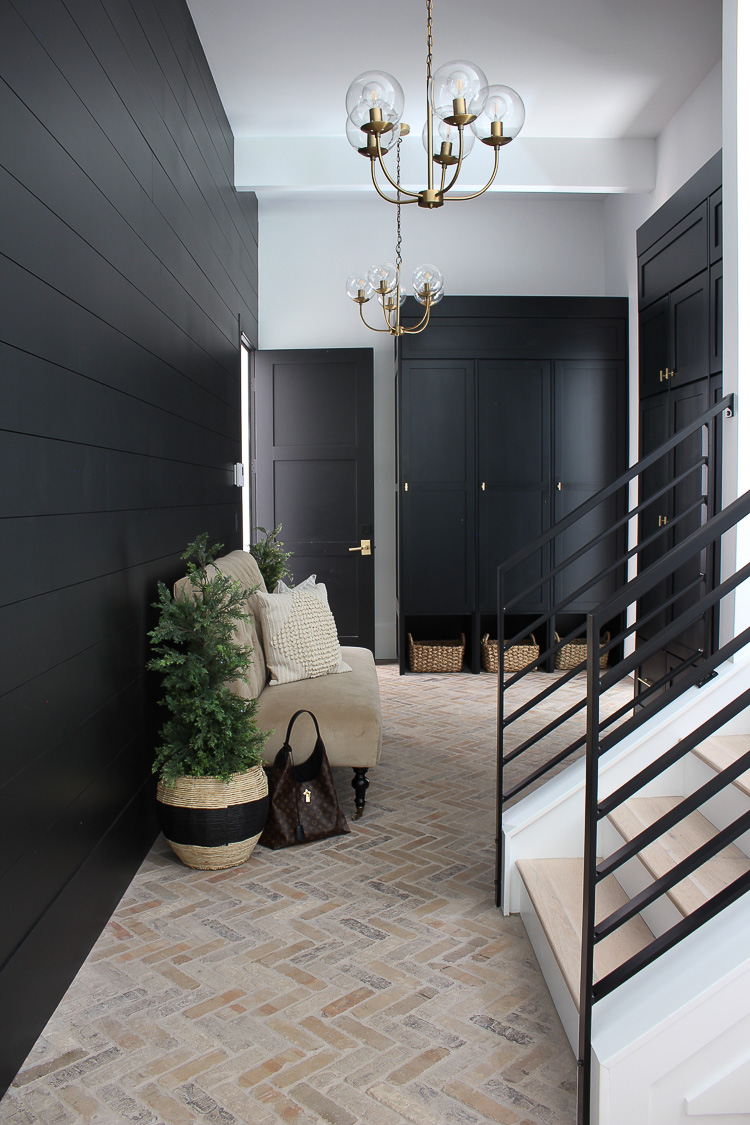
[283,709,322,746]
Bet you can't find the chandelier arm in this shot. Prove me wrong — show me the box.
[403,299,432,334]
[359,302,396,333]
[444,147,501,202]
[372,144,420,200]
[441,128,466,195]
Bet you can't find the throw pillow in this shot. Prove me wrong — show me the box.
[273,574,317,594]
[255,583,352,685]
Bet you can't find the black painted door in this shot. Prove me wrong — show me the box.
[254,349,375,651]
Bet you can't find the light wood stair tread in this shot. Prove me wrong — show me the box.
[692,734,750,799]
[517,857,654,1008]
[607,797,750,917]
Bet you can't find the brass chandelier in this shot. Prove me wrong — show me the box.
[345,0,525,210]
[347,139,443,337]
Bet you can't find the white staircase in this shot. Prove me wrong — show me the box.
[504,660,750,1125]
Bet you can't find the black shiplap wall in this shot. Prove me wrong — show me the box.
[0,0,258,1091]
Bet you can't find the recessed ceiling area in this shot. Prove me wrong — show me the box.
[185,0,722,195]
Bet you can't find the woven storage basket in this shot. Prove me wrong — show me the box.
[482,633,539,674]
[554,631,610,671]
[408,632,465,673]
[156,766,269,870]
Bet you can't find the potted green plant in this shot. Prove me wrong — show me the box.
[249,524,293,590]
[148,533,270,870]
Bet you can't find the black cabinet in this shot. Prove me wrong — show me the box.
[635,151,721,697]
[397,297,629,673]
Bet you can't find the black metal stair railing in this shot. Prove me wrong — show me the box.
[576,486,750,1125]
[495,393,734,907]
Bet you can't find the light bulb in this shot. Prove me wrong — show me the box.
[421,119,475,161]
[346,274,374,302]
[431,59,488,122]
[470,84,525,144]
[368,262,398,294]
[412,263,444,297]
[345,70,405,130]
[346,116,399,154]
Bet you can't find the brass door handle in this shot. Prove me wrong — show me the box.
[658,514,669,527]
[349,539,372,556]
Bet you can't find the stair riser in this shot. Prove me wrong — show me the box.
[519,880,580,1052]
[598,819,684,938]
[683,754,750,857]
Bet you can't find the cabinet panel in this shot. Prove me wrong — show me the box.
[639,202,707,307]
[402,489,474,613]
[638,395,670,640]
[554,361,625,608]
[401,363,472,483]
[478,360,550,613]
[709,187,722,264]
[671,272,708,387]
[639,297,670,398]
[710,260,723,375]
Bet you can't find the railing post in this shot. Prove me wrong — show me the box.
[496,566,506,909]
[577,610,601,1125]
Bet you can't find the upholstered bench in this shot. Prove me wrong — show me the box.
[175,550,382,816]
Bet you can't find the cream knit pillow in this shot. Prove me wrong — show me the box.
[254,583,351,685]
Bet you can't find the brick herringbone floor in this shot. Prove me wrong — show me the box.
[3,667,628,1125]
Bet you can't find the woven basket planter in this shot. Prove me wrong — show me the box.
[483,633,539,674]
[554,631,610,671]
[408,632,465,673]
[156,766,269,870]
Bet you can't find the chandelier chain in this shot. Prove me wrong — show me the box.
[426,0,433,83]
[396,138,402,275]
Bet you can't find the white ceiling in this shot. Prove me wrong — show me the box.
[185,0,722,194]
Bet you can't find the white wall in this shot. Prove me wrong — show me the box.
[259,190,609,657]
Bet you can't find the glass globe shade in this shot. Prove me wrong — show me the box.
[431,59,488,122]
[346,274,374,302]
[421,119,475,160]
[470,84,525,142]
[412,263,444,298]
[346,70,405,129]
[368,262,398,293]
[378,288,406,307]
[346,116,399,154]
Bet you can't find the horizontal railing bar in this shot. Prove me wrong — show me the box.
[597,742,750,886]
[505,462,706,610]
[595,807,750,942]
[506,493,706,619]
[597,555,750,692]
[504,694,586,762]
[498,395,731,585]
[592,867,750,1003]
[597,652,706,755]
[592,490,750,625]
[598,678,750,820]
[503,662,581,726]
[503,738,585,801]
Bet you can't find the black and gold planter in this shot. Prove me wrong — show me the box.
[156,766,269,870]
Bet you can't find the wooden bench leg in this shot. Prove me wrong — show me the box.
[351,767,370,819]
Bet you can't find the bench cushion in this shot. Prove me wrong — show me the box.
[254,647,382,770]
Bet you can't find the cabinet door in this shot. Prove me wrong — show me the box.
[477,360,550,614]
[400,361,475,613]
[639,297,670,398]
[670,271,709,388]
[553,361,625,610]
